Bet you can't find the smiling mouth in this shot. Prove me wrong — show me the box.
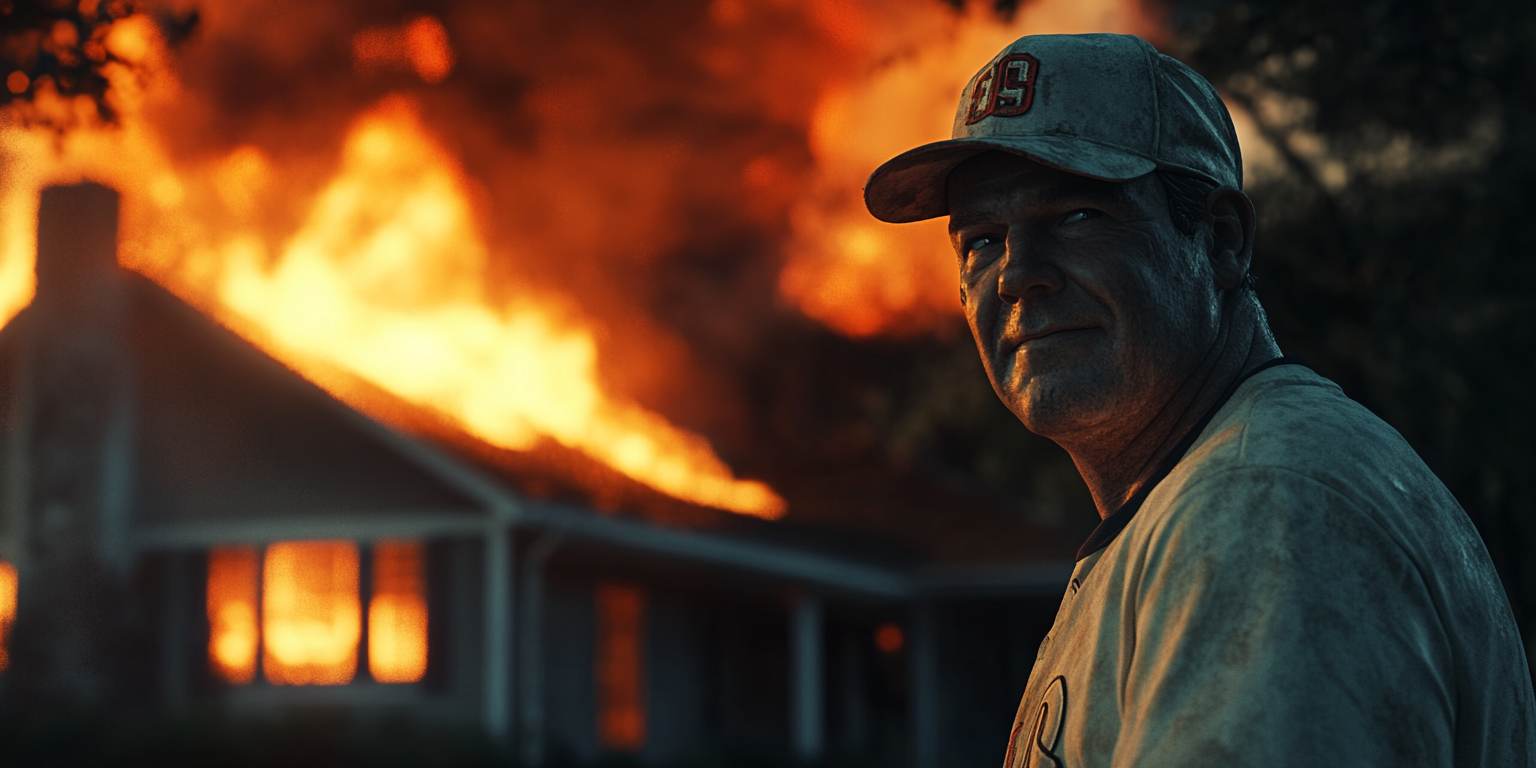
[1016,327,1096,346]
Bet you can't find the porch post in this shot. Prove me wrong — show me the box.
[790,591,824,760]
[908,601,938,768]
[519,531,563,767]
[483,523,514,738]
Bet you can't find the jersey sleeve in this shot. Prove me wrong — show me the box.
[1109,466,1456,768]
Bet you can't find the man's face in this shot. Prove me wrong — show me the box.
[946,152,1220,441]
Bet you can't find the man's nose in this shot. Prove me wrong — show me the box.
[998,234,1063,304]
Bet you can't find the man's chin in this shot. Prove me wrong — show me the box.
[1006,369,1115,437]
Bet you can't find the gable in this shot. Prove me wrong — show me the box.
[127,274,488,528]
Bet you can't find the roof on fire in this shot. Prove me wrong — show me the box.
[0,265,1078,591]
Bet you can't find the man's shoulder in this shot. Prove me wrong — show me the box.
[1169,363,1454,515]
[1126,363,1485,581]
[1121,365,1516,635]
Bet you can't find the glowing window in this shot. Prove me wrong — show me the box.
[207,546,260,684]
[595,581,646,751]
[262,541,361,686]
[368,540,428,683]
[0,561,16,673]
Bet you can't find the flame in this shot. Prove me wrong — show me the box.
[216,98,785,517]
[207,546,261,684]
[368,540,428,684]
[780,0,1162,337]
[0,0,1166,519]
[0,14,784,519]
[262,540,361,686]
[0,561,16,672]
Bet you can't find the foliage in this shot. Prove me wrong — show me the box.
[0,0,196,120]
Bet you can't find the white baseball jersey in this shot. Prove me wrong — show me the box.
[1004,361,1535,767]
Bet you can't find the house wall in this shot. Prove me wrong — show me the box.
[137,531,1063,767]
[543,574,598,763]
[823,610,910,766]
[533,573,1060,768]
[645,587,709,763]
[136,537,490,727]
[542,567,798,764]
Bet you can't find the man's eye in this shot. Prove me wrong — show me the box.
[965,235,1001,254]
[1061,209,1103,225]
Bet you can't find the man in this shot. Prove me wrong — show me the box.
[864,34,1535,766]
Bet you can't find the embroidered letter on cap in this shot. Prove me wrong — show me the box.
[965,65,997,124]
[966,53,1039,125]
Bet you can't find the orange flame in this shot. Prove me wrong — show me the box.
[207,546,261,684]
[0,1,1166,519]
[0,561,16,672]
[262,540,361,686]
[368,540,428,684]
[780,0,1162,337]
[0,15,785,519]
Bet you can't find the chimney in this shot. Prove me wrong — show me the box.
[35,183,122,304]
[0,183,146,712]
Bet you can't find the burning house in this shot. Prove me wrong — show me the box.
[0,1,1166,764]
[0,183,1072,766]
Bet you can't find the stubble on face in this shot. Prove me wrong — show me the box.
[947,153,1219,447]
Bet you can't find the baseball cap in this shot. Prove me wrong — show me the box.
[863,33,1242,224]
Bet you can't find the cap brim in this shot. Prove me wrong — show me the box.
[863,136,1159,224]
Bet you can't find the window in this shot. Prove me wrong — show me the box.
[262,540,361,685]
[0,561,16,673]
[207,546,260,683]
[368,540,428,683]
[206,540,427,686]
[595,581,646,751]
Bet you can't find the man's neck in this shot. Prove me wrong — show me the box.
[1068,314,1282,520]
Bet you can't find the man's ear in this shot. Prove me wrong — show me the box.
[1206,187,1256,291]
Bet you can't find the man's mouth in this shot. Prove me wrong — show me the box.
[1009,325,1098,349]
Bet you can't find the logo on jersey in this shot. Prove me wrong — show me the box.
[965,53,1040,125]
[1004,675,1066,768]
